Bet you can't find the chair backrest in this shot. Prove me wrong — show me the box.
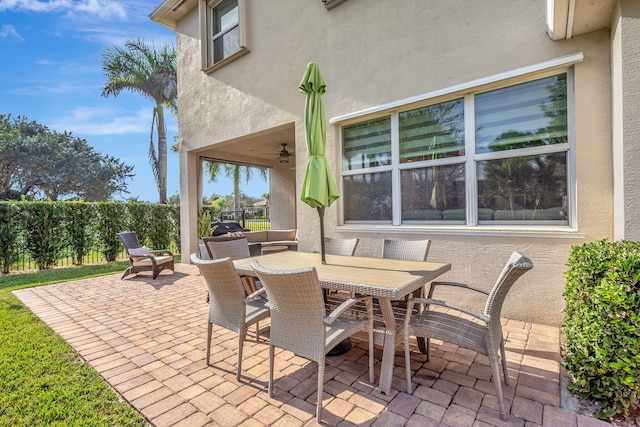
[190,254,248,333]
[382,239,431,261]
[205,237,251,260]
[324,237,359,256]
[251,260,326,362]
[117,231,142,253]
[484,251,533,320]
[202,235,247,259]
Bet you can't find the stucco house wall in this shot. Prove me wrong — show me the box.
[152,0,640,326]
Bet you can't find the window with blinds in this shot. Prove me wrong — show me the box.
[340,72,571,226]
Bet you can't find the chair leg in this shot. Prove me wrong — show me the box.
[316,358,325,422]
[237,327,247,381]
[500,340,509,385]
[121,266,133,280]
[206,322,212,365]
[426,337,431,362]
[255,322,260,341]
[489,354,508,421]
[268,344,275,397]
[404,330,413,394]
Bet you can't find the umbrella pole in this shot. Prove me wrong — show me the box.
[318,207,326,264]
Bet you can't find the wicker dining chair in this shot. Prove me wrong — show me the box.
[117,231,174,280]
[203,236,259,295]
[324,237,359,256]
[251,260,374,423]
[190,255,270,381]
[382,238,431,262]
[403,251,533,420]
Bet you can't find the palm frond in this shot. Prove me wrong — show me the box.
[148,109,160,190]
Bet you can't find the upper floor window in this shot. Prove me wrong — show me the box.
[201,0,248,72]
[341,73,572,227]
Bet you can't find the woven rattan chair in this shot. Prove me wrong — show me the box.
[117,231,174,280]
[251,260,374,422]
[403,251,533,420]
[204,236,258,294]
[202,235,250,260]
[190,254,270,381]
[382,238,431,261]
[324,237,359,256]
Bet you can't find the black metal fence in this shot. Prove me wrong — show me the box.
[7,241,181,274]
[219,207,270,231]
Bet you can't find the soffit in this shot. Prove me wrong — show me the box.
[149,0,198,30]
[548,0,616,40]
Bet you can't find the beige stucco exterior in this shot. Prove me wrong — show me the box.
[152,0,640,326]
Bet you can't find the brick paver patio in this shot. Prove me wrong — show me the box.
[13,263,612,427]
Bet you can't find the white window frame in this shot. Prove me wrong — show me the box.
[333,53,583,235]
[199,0,249,73]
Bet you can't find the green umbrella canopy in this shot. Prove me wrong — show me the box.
[300,62,340,209]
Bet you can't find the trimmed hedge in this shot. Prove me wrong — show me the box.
[0,201,181,272]
[563,239,640,421]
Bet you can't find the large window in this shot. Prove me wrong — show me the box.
[201,0,248,71]
[341,73,571,227]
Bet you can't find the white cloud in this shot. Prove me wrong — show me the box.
[50,107,153,136]
[0,0,126,19]
[0,24,24,40]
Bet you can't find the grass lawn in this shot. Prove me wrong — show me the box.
[0,262,150,426]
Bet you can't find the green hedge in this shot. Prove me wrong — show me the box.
[563,239,640,421]
[0,201,180,273]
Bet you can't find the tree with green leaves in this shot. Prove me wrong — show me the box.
[100,39,177,204]
[205,162,268,210]
[0,115,134,201]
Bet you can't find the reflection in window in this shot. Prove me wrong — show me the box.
[211,0,240,65]
[342,117,391,170]
[340,72,571,226]
[475,75,567,154]
[477,153,567,222]
[401,164,466,222]
[343,172,392,221]
[399,99,465,163]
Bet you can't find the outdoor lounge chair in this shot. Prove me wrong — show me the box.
[251,260,374,422]
[191,255,270,381]
[403,251,533,420]
[117,231,174,280]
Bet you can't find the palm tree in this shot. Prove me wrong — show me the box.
[100,39,177,204]
[205,162,268,210]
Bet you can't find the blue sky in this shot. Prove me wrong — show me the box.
[0,0,268,203]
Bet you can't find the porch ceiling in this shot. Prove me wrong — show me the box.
[195,124,297,168]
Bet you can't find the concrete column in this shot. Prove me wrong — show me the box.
[180,149,200,261]
[612,0,640,241]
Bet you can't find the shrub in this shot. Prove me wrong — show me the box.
[96,203,127,262]
[22,201,66,270]
[63,202,96,265]
[563,239,640,421]
[0,202,21,274]
[147,204,175,250]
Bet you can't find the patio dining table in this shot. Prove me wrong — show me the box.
[233,251,451,396]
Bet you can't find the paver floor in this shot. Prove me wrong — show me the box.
[13,263,612,427]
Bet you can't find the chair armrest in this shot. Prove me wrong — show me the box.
[244,287,266,302]
[149,249,174,257]
[324,296,372,325]
[427,281,489,298]
[407,296,489,323]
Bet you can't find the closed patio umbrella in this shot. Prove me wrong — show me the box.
[300,62,339,264]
